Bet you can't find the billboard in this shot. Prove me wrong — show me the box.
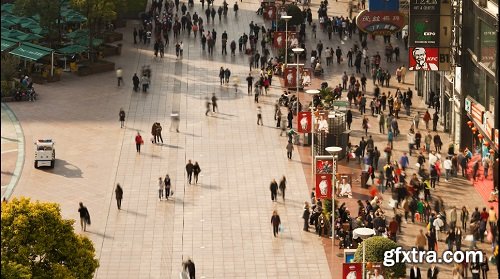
[409,16,440,46]
[409,0,451,15]
[368,0,399,11]
[316,174,333,199]
[264,5,276,20]
[408,47,438,70]
[356,10,406,35]
[297,112,312,133]
[342,263,362,279]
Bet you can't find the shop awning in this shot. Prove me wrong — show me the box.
[76,37,103,47]
[65,14,87,23]
[1,3,14,14]
[57,44,87,54]
[1,14,22,24]
[65,29,89,39]
[9,42,53,61]
[1,19,16,28]
[17,33,43,42]
[1,37,19,52]
[31,27,48,35]
[3,29,27,39]
[19,19,40,29]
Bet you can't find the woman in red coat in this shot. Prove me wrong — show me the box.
[135,132,144,153]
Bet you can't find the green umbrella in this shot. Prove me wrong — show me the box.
[20,20,40,29]
[1,14,22,24]
[4,29,27,39]
[57,44,87,54]
[17,33,43,42]
[31,27,48,35]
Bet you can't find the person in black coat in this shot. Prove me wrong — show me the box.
[410,264,422,279]
[186,259,195,279]
[132,73,140,92]
[427,264,439,279]
[302,202,311,231]
[287,110,293,129]
[193,162,201,184]
[119,108,126,128]
[346,109,353,129]
[186,160,194,184]
[115,183,123,210]
[270,179,278,201]
[78,202,90,231]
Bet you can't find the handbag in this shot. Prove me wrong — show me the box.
[279,224,284,232]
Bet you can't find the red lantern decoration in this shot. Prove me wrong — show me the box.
[478,134,484,140]
[467,121,473,127]
[471,127,478,134]
[485,142,491,147]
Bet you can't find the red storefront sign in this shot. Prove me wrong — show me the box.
[297,111,312,133]
[316,174,333,199]
[342,263,362,279]
[273,31,285,48]
[356,10,406,35]
[264,5,276,20]
[408,47,439,71]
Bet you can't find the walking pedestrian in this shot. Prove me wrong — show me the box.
[286,141,294,159]
[115,183,123,209]
[287,109,293,129]
[271,210,281,237]
[116,67,123,86]
[156,123,164,144]
[119,108,125,128]
[78,202,91,231]
[135,132,144,153]
[270,179,278,201]
[132,73,140,92]
[432,111,439,131]
[205,97,211,116]
[164,174,171,200]
[186,258,195,279]
[246,73,254,95]
[186,160,194,184]
[193,162,201,184]
[279,176,287,201]
[133,27,137,44]
[211,93,218,113]
[346,109,353,129]
[158,177,164,200]
[257,106,263,125]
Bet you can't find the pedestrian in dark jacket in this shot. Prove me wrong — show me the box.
[186,160,194,184]
[270,179,278,201]
[303,202,311,231]
[119,108,126,128]
[193,162,201,184]
[346,109,353,129]
[279,176,287,200]
[271,210,281,237]
[78,202,90,231]
[115,184,123,209]
[164,174,172,200]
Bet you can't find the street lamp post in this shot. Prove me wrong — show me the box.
[282,15,292,67]
[306,89,320,180]
[292,48,304,117]
[353,228,376,279]
[325,146,342,252]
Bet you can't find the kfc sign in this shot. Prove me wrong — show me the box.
[408,47,438,71]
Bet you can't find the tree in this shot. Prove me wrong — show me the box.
[71,0,121,61]
[1,198,99,279]
[13,0,65,48]
[354,236,406,278]
[277,4,305,30]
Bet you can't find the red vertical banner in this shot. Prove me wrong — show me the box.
[283,66,296,88]
[316,158,333,174]
[342,263,362,279]
[316,174,333,199]
[264,5,276,20]
[273,31,285,48]
[297,112,312,133]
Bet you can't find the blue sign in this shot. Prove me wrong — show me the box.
[368,0,400,11]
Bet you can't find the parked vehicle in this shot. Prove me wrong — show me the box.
[34,139,55,168]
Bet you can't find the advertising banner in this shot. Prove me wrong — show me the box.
[342,263,362,279]
[283,66,305,88]
[408,47,439,71]
[297,111,312,133]
[356,10,406,35]
[315,174,333,199]
[366,262,385,278]
[316,158,333,174]
[264,5,276,20]
[273,31,285,48]
[368,0,399,11]
[408,15,439,46]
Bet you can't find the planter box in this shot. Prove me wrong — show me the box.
[99,44,121,57]
[77,60,115,76]
[102,32,123,43]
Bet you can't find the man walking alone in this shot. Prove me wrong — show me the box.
[115,183,123,209]
[186,160,194,184]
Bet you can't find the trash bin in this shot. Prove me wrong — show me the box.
[361,171,369,188]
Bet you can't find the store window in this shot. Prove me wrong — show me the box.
[479,21,496,72]
[486,76,496,112]
[464,58,486,105]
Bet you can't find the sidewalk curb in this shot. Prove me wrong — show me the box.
[1,102,25,200]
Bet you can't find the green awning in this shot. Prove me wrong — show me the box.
[57,44,87,54]
[1,3,14,14]
[76,37,103,47]
[1,37,19,52]
[9,42,53,61]
[3,29,27,39]
[19,18,39,28]
[17,33,43,42]
[31,27,48,35]
[65,29,88,39]
[1,19,16,28]
[31,14,40,21]
[1,14,22,24]
[65,14,87,23]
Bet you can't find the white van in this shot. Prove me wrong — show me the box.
[34,139,55,168]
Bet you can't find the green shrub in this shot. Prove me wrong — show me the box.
[277,4,305,30]
[354,236,406,278]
